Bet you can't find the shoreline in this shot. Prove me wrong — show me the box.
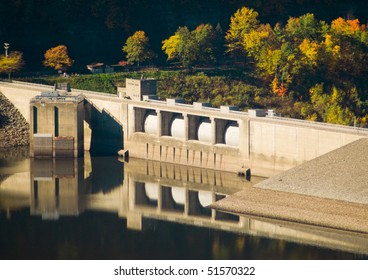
[211,187,368,234]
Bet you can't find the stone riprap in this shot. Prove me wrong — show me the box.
[0,92,29,148]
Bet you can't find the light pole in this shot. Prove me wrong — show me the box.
[4,43,9,57]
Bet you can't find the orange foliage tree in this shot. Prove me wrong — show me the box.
[43,45,74,72]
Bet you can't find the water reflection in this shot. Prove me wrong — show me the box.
[1,151,368,259]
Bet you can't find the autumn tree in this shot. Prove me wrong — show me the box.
[43,45,74,72]
[225,7,260,57]
[122,31,155,66]
[228,7,368,126]
[162,34,180,61]
[0,51,25,80]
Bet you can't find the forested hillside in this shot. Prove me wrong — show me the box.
[1,0,368,127]
[0,0,367,70]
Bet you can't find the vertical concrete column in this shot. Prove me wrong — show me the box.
[128,104,135,136]
[210,117,216,145]
[156,109,162,137]
[183,113,188,141]
[238,119,248,157]
[121,102,129,141]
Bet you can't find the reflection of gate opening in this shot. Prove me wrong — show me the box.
[135,182,158,207]
[188,190,212,217]
[161,186,185,212]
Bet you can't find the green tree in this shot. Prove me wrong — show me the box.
[43,45,74,72]
[193,23,223,63]
[122,31,155,66]
[285,13,325,43]
[175,27,199,68]
[0,51,24,80]
[162,24,221,68]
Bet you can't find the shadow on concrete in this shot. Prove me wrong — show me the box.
[84,99,123,156]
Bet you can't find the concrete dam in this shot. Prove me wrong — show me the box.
[1,79,368,177]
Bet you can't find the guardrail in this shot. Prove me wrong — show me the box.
[4,80,53,89]
[263,115,368,134]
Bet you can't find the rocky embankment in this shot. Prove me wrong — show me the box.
[0,92,29,148]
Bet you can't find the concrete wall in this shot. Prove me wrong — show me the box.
[249,119,363,176]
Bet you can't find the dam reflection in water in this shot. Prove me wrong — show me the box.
[0,152,368,259]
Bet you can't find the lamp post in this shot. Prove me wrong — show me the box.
[4,43,9,57]
[3,43,11,80]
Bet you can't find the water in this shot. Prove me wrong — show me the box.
[0,148,367,260]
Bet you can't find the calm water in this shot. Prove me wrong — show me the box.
[0,148,367,260]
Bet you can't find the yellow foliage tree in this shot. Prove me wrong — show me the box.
[0,51,24,80]
[43,45,74,72]
[225,7,260,56]
[299,38,319,66]
[122,31,155,66]
[162,34,180,60]
[243,24,271,57]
